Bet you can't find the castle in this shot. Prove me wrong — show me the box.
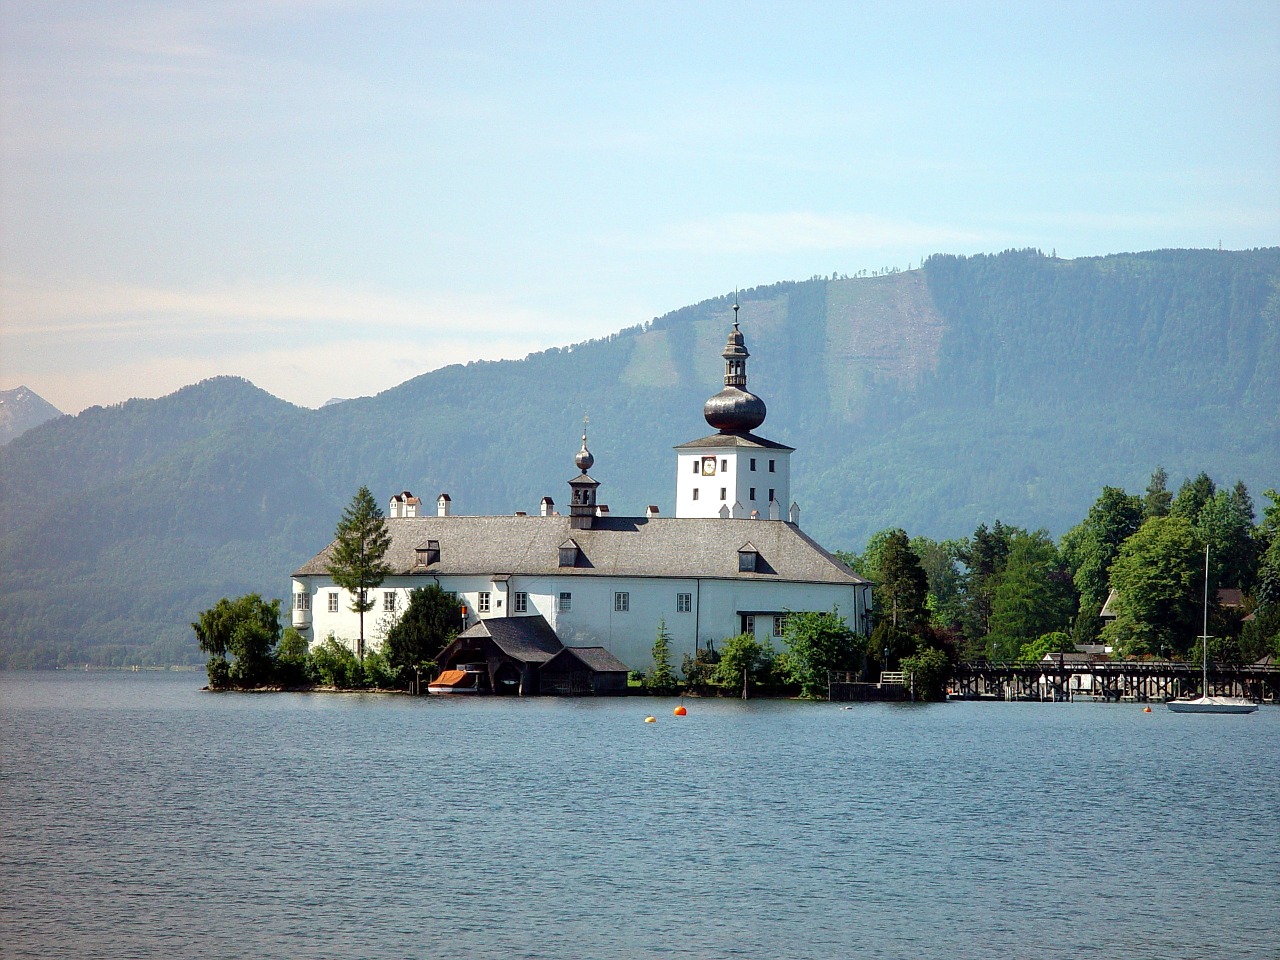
[290,307,871,687]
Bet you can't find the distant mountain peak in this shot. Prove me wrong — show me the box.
[0,385,62,446]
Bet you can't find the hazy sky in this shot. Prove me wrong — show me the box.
[2,1,1277,414]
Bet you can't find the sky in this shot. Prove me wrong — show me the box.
[2,1,1277,415]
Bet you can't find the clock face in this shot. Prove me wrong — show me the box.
[701,456,717,476]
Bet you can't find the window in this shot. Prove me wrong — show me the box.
[769,488,775,503]
[514,592,528,613]
[720,459,728,472]
[327,592,339,613]
[614,592,630,612]
[749,487,756,501]
[773,615,788,638]
[677,592,692,613]
[769,459,776,472]
[558,592,572,612]
[691,459,699,474]
[720,487,727,501]
[692,489,699,501]
[294,592,310,611]
[414,540,440,566]
[383,591,396,612]
[750,458,757,471]
[559,540,578,567]
[742,614,755,635]
[739,550,758,572]
[478,591,491,613]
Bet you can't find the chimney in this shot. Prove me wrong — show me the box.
[437,493,451,517]
[645,505,659,519]
[731,500,745,519]
[789,501,800,525]
[514,511,527,517]
[768,498,780,521]
[540,496,555,517]
[595,504,610,517]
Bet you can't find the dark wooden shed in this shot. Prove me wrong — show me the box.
[540,646,630,696]
[432,616,631,696]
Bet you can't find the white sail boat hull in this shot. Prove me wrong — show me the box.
[1168,696,1258,714]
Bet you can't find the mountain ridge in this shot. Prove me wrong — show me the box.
[2,247,1276,666]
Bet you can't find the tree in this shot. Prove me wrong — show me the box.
[986,530,1075,658]
[875,529,930,629]
[326,485,392,660]
[383,585,460,687]
[1171,472,1216,524]
[711,632,774,693]
[680,642,719,690]
[645,619,680,695]
[274,627,312,686]
[1103,516,1203,658]
[1061,486,1143,610]
[956,521,1015,644]
[1017,631,1075,663]
[781,610,860,699]
[310,636,365,688]
[911,536,967,630]
[1143,466,1173,519]
[900,647,951,700]
[1196,486,1257,591]
[193,594,282,688]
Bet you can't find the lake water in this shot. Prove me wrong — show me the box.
[2,672,1277,960]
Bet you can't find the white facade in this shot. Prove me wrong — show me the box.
[293,565,869,674]
[674,445,792,520]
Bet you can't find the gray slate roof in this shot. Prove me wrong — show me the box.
[295,514,866,585]
[457,615,562,663]
[555,646,631,673]
[673,431,794,451]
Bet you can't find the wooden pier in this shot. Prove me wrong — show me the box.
[951,658,1280,703]
[828,671,910,702]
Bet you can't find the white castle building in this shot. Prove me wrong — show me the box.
[290,307,871,676]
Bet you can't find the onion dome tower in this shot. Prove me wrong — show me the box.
[673,302,795,521]
[703,303,767,434]
[568,420,600,530]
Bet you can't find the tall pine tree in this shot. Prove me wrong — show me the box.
[327,486,392,660]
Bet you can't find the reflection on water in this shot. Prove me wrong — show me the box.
[2,672,1278,960]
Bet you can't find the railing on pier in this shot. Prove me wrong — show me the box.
[951,658,1280,703]
[828,670,910,702]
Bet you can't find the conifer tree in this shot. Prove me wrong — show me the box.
[645,619,680,695]
[327,486,392,660]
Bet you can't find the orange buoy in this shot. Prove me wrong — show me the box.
[674,705,688,716]
[1143,706,1152,713]
[644,715,657,723]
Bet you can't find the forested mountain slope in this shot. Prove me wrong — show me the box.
[2,248,1276,666]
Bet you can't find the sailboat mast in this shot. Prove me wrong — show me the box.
[1202,544,1210,695]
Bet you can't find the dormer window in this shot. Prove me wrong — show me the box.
[415,540,440,566]
[559,539,580,568]
[738,542,760,573]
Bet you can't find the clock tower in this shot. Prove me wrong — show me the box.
[674,304,795,520]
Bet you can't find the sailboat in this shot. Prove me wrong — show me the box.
[1167,545,1258,714]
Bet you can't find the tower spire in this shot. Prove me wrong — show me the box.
[569,417,599,529]
[702,302,765,433]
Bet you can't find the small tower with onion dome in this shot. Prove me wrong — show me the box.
[674,302,795,521]
[568,420,600,530]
